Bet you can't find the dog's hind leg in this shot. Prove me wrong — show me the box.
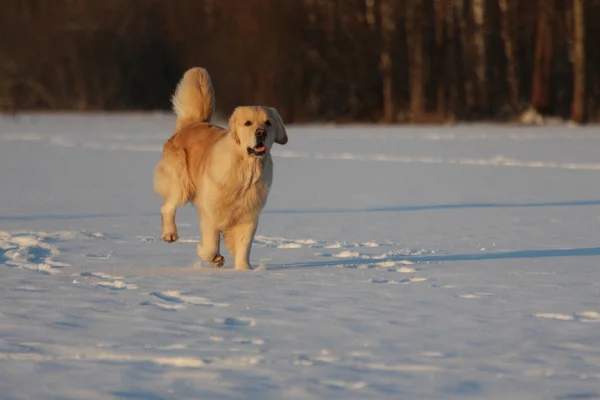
[153,144,193,243]
[160,199,181,243]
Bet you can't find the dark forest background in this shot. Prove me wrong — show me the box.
[0,0,597,123]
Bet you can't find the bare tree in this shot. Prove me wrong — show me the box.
[379,0,397,122]
[434,0,447,116]
[471,0,488,111]
[406,0,424,120]
[499,0,519,112]
[455,0,476,112]
[3,0,600,123]
[570,0,586,123]
[531,0,554,113]
[445,0,460,117]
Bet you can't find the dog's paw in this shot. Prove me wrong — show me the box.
[161,232,179,243]
[212,255,225,268]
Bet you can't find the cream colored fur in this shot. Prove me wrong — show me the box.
[153,67,288,270]
[171,67,215,130]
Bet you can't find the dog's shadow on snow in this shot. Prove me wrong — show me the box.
[264,199,600,270]
[269,246,600,270]
[264,199,600,215]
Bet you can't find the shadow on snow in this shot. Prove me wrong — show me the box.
[264,199,600,215]
[270,246,600,270]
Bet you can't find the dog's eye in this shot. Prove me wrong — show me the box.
[265,120,271,126]
[244,121,252,126]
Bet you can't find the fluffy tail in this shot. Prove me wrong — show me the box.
[171,67,215,130]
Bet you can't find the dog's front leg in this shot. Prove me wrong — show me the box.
[197,216,224,267]
[229,219,258,270]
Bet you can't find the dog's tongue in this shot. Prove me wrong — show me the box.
[255,145,266,152]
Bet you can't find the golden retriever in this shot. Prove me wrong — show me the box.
[153,67,288,270]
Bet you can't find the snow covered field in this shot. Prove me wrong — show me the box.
[1,113,600,399]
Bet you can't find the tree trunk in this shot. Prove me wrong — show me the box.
[379,0,396,122]
[365,0,376,27]
[446,0,459,116]
[531,0,554,113]
[499,0,519,113]
[456,0,475,111]
[570,0,586,123]
[434,0,447,116]
[471,0,488,112]
[406,0,424,120]
[204,0,214,31]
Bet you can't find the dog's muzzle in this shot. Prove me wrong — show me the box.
[247,128,267,157]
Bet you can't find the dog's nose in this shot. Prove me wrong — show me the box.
[255,127,266,137]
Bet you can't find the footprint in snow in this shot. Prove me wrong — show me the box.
[140,301,186,311]
[253,235,394,250]
[96,281,137,290]
[208,336,264,346]
[1,231,71,275]
[577,311,600,322]
[150,291,229,308]
[457,292,494,299]
[294,350,339,366]
[400,277,428,284]
[377,260,415,268]
[80,271,124,280]
[231,337,265,345]
[369,277,427,284]
[333,250,362,258]
[394,266,418,273]
[212,317,256,327]
[85,251,113,259]
[370,278,400,284]
[534,311,600,322]
[317,380,367,390]
[79,272,137,290]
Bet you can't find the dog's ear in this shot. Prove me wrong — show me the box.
[268,107,288,145]
[228,107,241,145]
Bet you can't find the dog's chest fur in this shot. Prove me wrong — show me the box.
[203,154,272,228]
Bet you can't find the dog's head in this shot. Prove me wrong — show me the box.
[228,106,288,158]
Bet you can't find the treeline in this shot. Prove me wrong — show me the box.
[1,0,598,123]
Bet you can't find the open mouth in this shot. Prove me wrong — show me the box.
[247,141,267,157]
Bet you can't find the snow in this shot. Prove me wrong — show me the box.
[1,113,600,399]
